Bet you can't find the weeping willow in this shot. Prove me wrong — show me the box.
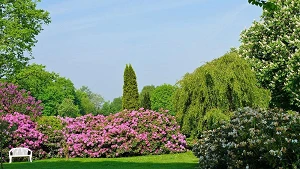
[173,51,270,137]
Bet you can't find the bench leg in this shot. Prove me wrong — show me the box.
[9,157,12,163]
[29,156,32,162]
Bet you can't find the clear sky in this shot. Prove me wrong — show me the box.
[32,0,262,101]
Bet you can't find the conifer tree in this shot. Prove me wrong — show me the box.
[122,64,139,110]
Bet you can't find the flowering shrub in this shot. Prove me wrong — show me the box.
[193,107,300,169]
[0,83,43,118]
[1,112,48,160]
[60,108,186,158]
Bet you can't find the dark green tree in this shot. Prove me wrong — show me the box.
[141,92,151,110]
[248,0,277,10]
[0,0,51,78]
[174,51,271,137]
[139,85,155,109]
[122,64,139,110]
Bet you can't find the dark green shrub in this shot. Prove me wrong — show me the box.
[36,116,64,158]
[193,107,300,169]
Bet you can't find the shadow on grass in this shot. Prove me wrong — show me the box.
[3,160,198,169]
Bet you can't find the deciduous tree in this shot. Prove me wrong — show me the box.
[0,0,50,78]
[240,0,300,111]
[174,51,270,137]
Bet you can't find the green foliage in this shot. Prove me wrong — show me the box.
[202,108,230,131]
[193,107,300,169]
[248,0,277,10]
[99,97,122,116]
[151,84,176,115]
[75,90,95,115]
[75,86,104,115]
[240,0,300,111]
[122,64,139,110]
[10,64,78,116]
[58,98,80,118]
[141,92,151,110]
[0,0,51,78]
[174,51,270,137]
[36,116,64,158]
[139,85,156,109]
[110,96,122,113]
[99,101,111,116]
[78,86,104,113]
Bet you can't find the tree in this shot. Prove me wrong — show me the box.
[248,0,277,10]
[240,0,300,111]
[151,84,176,115]
[174,51,270,137]
[110,96,122,113]
[78,86,104,113]
[99,101,111,116]
[0,0,50,78]
[139,85,155,109]
[58,98,80,117]
[122,64,139,110]
[10,64,78,116]
[75,90,95,115]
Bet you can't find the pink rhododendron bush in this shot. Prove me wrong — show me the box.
[1,112,48,160]
[0,83,43,118]
[60,109,186,158]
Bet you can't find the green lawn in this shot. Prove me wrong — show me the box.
[4,151,198,169]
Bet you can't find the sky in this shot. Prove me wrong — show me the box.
[32,0,262,101]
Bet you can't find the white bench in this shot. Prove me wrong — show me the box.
[9,147,32,163]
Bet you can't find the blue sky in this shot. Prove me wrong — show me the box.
[32,0,262,101]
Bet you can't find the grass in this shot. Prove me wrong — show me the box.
[3,151,198,169]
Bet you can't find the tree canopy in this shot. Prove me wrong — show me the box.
[151,84,176,115]
[240,0,300,111]
[174,51,270,137]
[10,64,77,116]
[248,0,277,10]
[139,85,155,110]
[0,0,50,78]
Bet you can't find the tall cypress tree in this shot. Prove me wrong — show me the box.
[122,64,139,110]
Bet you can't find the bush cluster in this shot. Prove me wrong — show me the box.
[1,112,47,160]
[193,107,300,169]
[0,109,186,159]
[0,83,43,118]
[60,108,186,158]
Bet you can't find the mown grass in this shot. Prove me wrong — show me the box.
[4,151,198,169]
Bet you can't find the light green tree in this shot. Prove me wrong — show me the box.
[11,64,78,116]
[0,0,50,78]
[240,0,300,111]
[58,98,80,117]
[151,84,176,115]
[174,51,270,137]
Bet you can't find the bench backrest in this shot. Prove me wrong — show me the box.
[9,148,32,156]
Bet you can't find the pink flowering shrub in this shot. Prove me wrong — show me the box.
[0,83,43,118]
[60,109,186,158]
[1,112,48,160]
